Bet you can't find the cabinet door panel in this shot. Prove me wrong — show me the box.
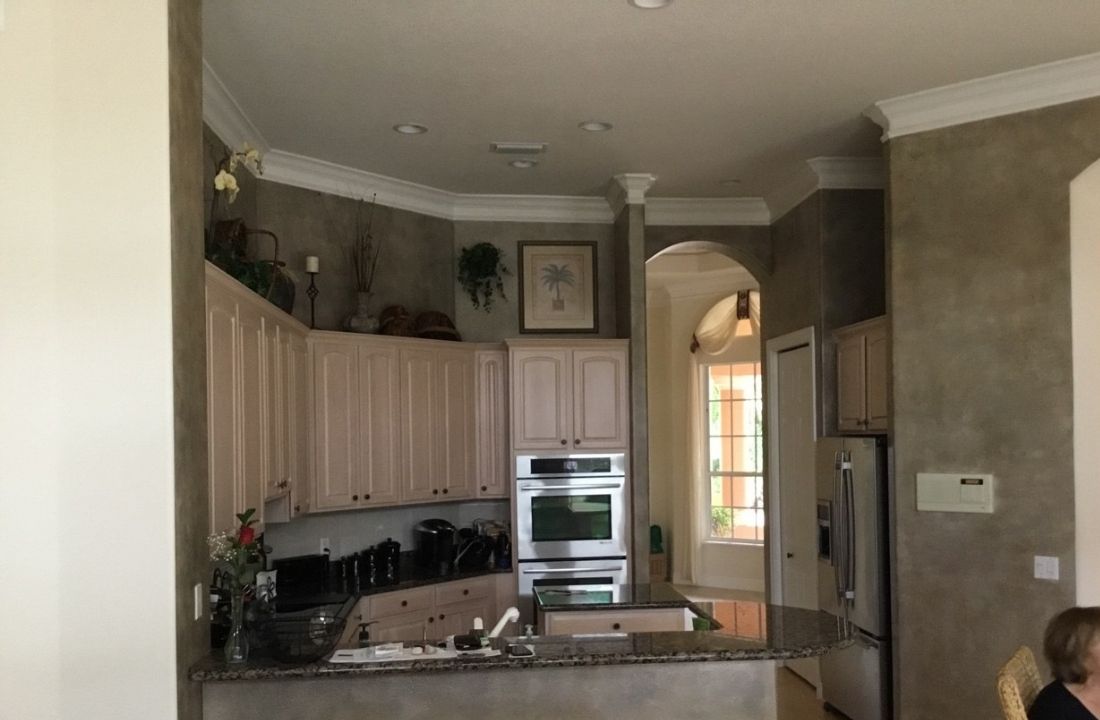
[437,349,475,500]
[265,324,290,501]
[238,303,267,522]
[312,341,359,510]
[437,599,491,640]
[835,333,867,433]
[370,611,432,645]
[512,350,571,450]
[476,351,509,498]
[864,321,889,431]
[399,349,437,502]
[288,332,310,517]
[359,343,400,506]
[572,349,629,449]
[206,285,239,534]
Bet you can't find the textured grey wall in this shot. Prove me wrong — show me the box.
[452,220,617,341]
[615,204,651,583]
[170,1,207,718]
[256,182,455,332]
[888,97,1100,719]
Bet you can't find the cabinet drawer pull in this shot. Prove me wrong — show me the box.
[612,623,621,630]
[401,600,408,607]
[463,589,469,596]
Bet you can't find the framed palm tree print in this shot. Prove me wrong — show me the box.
[518,241,598,333]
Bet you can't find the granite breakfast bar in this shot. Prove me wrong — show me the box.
[194,587,851,720]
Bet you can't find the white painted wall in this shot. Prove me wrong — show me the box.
[0,2,179,718]
[646,268,764,592]
[1071,160,1100,605]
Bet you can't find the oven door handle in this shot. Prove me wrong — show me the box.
[521,567,623,574]
[518,483,622,491]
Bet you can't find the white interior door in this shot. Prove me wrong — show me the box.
[776,343,820,688]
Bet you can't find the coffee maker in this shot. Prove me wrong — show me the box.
[414,519,457,576]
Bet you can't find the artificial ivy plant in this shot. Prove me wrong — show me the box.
[457,242,509,312]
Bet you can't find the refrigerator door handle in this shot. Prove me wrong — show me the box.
[844,462,856,599]
[831,452,843,599]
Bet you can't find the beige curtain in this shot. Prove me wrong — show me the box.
[672,353,706,585]
[691,290,760,355]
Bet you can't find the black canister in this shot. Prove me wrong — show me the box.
[376,538,401,585]
[329,557,347,593]
[360,547,378,589]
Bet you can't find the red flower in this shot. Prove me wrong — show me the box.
[238,526,255,545]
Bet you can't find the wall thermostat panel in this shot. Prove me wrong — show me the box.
[916,473,994,513]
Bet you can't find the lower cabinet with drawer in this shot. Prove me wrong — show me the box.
[539,607,694,636]
[336,576,497,648]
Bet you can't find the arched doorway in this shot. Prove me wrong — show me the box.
[1071,159,1100,604]
[645,245,765,593]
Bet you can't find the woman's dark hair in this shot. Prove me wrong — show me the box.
[1043,606,1100,683]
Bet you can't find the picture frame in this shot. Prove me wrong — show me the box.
[518,241,598,333]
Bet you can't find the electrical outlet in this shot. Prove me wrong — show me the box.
[320,537,330,555]
[193,582,204,620]
[1034,555,1060,581]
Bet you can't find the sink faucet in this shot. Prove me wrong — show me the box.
[488,607,520,638]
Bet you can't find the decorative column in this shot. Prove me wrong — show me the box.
[607,173,656,584]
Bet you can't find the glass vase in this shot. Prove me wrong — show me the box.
[224,585,250,664]
[345,290,380,333]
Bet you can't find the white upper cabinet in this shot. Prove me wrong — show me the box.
[475,350,509,498]
[205,263,311,533]
[312,339,360,510]
[358,342,400,506]
[834,315,889,434]
[288,333,311,517]
[436,348,475,500]
[399,347,438,503]
[510,341,630,452]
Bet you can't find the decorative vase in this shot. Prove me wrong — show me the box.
[345,291,380,333]
[224,584,250,664]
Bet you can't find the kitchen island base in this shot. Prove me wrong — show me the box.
[203,661,782,720]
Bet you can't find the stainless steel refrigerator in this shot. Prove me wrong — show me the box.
[816,436,892,720]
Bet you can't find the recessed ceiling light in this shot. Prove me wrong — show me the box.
[509,159,538,169]
[628,0,672,8]
[578,121,613,132]
[392,123,428,135]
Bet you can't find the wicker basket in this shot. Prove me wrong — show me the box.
[379,305,416,337]
[415,311,461,341]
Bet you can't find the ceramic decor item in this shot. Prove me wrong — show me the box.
[345,291,380,333]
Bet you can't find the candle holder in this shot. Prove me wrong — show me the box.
[306,272,319,329]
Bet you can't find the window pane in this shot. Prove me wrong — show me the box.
[732,508,762,541]
[710,476,724,506]
[729,476,757,508]
[708,401,724,435]
[710,507,732,538]
[731,436,760,472]
[709,437,730,471]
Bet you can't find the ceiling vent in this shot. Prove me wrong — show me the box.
[490,142,548,155]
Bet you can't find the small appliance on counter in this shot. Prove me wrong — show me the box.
[271,553,330,597]
[455,531,493,570]
[415,519,458,576]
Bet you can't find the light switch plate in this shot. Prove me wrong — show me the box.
[320,537,330,555]
[1034,555,1060,581]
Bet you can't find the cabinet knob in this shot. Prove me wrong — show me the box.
[481,486,488,492]
[365,493,371,500]
[294,504,301,513]
[463,589,469,596]
[438,613,445,620]
[612,623,621,631]
[432,489,439,495]
[352,494,359,501]
[560,439,567,446]
[786,552,794,558]
[442,488,448,495]
[574,439,580,446]
[401,600,408,607]
[428,616,434,623]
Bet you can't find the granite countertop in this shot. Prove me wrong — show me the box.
[190,602,851,682]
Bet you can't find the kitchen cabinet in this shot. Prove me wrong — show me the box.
[540,607,692,635]
[475,350,509,498]
[312,340,360,510]
[835,315,888,433]
[205,263,311,533]
[435,348,475,501]
[509,340,630,451]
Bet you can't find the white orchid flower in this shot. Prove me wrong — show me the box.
[214,169,233,191]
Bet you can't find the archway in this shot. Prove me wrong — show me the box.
[1071,159,1100,604]
[645,244,765,593]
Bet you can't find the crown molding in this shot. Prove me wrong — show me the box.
[607,173,658,216]
[202,61,270,173]
[452,195,613,224]
[807,156,884,189]
[646,197,771,226]
[764,163,819,222]
[866,51,1100,140]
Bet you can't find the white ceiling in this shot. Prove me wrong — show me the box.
[204,1,1100,200]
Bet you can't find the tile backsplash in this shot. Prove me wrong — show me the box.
[264,500,510,560]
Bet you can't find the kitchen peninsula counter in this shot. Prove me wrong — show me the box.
[196,593,851,720]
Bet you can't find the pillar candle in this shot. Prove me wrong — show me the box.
[305,255,320,274]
